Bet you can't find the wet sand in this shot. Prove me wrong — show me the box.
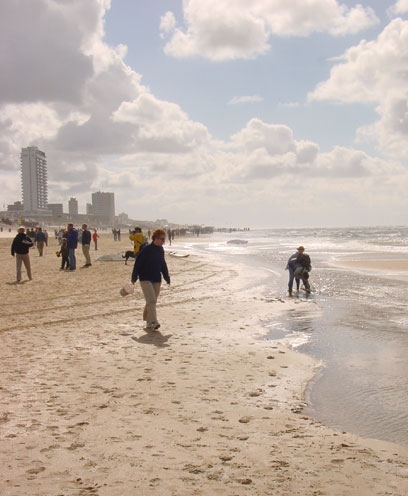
[1,234,408,495]
[333,259,408,271]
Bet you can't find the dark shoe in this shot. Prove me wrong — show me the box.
[288,289,292,296]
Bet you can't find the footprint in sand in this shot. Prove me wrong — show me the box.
[26,466,46,475]
[239,416,251,423]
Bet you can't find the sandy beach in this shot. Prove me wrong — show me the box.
[1,233,408,495]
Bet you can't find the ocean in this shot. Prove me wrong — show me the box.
[181,226,408,446]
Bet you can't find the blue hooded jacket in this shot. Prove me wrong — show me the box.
[131,243,170,284]
[66,228,78,249]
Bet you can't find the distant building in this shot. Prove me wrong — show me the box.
[68,197,78,216]
[21,146,48,212]
[118,212,128,224]
[7,201,23,212]
[92,191,115,225]
[47,203,64,216]
[86,203,93,215]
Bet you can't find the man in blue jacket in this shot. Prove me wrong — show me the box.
[66,223,78,271]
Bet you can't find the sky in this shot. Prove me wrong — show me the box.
[1,0,408,228]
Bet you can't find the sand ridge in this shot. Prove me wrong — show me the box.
[1,234,408,495]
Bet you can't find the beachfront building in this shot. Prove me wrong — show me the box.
[7,201,24,213]
[92,191,115,225]
[21,146,48,212]
[68,197,78,216]
[47,203,64,216]
[118,212,128,224]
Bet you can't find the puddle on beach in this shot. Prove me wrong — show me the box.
[265,274,408,446]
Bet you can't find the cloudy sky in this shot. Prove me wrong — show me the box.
[1,0,408,227]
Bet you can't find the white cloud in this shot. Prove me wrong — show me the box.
[160,11,177,38]
[224,118,402,182]
[391,0,408,14]
[228,95,263,105]
[160,0,378,61]
[309,18,408,158]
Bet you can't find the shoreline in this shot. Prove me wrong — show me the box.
[1,235,408,494]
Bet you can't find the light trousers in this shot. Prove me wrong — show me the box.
[139,281,161,325]
[82,244,91,265]
[16,253,32,281]
[36,241,45,256]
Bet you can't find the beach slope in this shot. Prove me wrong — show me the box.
[1,235,408,495]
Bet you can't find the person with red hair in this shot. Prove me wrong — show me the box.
[131,228,170,330]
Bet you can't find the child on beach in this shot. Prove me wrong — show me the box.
[58,238,70,270]
[93,230,99,250]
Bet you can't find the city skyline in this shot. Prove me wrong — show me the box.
[1,1,408,228]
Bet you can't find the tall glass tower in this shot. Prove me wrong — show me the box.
[21,146,48,212]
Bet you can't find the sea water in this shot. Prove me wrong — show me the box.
[182,226,408,446]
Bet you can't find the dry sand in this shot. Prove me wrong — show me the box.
[1,234,408,495]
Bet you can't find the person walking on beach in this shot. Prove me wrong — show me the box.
[35,227,46,256]
[81,223,92,267]
[286,249,301,296]
[66,223,78,271]
[11,227,33,282]
[93,230,99,250]
[294,246,312,294]
[131,228,170,331]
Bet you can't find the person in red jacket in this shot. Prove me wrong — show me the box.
[92,230,99,250]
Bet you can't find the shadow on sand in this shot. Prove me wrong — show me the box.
[132,331,171,348]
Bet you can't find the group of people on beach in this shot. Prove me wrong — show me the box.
[56,223,95,271]
[10,223,98,278]
[11,224,311,331]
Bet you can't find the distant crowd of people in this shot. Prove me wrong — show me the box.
[112,228,121,241]
[11,223,99,278]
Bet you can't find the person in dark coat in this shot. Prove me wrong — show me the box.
[35,227,46,256]
[11,227,34,282]
[81,223,92,267]
[66,223,78,270]
[131,228,170,331]
[294,246,312,294]
[58,238,70,270]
